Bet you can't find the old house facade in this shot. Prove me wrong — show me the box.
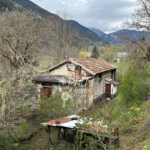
[33,58,119,108]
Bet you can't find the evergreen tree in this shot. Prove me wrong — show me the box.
[91,45,100,58]
[141,36,145,42]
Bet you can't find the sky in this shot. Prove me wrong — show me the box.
[30,0,136,33]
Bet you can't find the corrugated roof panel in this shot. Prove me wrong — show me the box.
[45,117,71,126]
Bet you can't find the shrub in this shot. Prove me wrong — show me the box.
[0,132,18,150]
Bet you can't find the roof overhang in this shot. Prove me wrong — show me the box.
[105,79,119,86]
[33,75,70,84]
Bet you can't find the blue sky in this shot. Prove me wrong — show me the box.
[30,0,136,33]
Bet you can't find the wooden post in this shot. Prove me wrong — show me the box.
[47,126,50,150]
[74,128,77,150]
[58,128,61,140]
[115,126,119,148]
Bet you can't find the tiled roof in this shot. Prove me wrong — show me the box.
[71,58,118,74]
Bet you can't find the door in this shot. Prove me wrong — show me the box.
[105,84,111,97]
[40,88,52,99]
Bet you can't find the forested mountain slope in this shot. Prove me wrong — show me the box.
[0,0,15,11]
[10,0,109,45]
[89,28,150,45]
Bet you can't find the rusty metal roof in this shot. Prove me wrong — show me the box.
[45,117,72,126]
[41,115,81,128]
[72,58,118,74]
[41,115,113,134]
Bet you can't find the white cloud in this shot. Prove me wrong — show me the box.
[31,0,136,33]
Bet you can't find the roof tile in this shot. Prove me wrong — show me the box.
[72,58,118,74]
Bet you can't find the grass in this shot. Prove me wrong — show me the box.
[119,118,150,150]
[117,101,150,150]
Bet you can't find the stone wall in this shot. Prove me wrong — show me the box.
[93,73,105,100]
[49,63,75,77]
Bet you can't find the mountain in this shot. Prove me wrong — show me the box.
[67,21,108,44]
[10,0,55,18]
[89,28,106,38]
[89,28,150,45]
[9,0,108,45]
[0,0,15,11]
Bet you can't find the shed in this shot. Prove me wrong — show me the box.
[41,115,120,149]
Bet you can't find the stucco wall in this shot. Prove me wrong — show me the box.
[111,84,117,96]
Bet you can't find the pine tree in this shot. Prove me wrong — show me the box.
[91,45,100,58]
[141,36,145,41]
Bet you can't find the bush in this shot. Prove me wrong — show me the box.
[0,132,18,150]
[119,62,150,108]
[37,89,84,122]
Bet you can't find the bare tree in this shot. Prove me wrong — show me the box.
[0,10,41,68]
[0,64,37,133]
[41,10,82,66]
[126,0,150,31]
[124,0,150,61]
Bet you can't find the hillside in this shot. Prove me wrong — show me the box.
[89,28,106,38]
[89,28,150,45]
[10,0,55,18]
[9,0,109,45]
[67,20,108,44]
[0,0,15,11]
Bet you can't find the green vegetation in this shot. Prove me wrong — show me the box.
[119,60,150,108]
[99,44,118,62]
[0,0,15,11]
[0,132,18,150]
[1,0,150,149]
[37,88,85,122]
[79,48,90,58]
[114,62,129,83]
[91,45,100,58]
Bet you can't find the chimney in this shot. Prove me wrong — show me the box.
[75,66,81,79]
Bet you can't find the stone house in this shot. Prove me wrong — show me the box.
[33,58,119,108]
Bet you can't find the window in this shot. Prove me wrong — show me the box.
[111,70,114,79]
[99,73,102,78]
